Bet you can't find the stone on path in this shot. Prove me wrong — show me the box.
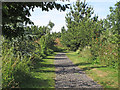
[54,53,102,89]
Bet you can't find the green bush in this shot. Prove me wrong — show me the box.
[2,23,56,88]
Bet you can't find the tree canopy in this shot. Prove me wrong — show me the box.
[61,1,98,51]
[2,2,69,39]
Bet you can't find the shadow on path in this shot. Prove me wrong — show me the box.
[54,53,102,88]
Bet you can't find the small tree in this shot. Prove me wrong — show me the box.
[64,1,95,51]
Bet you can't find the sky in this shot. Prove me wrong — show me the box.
[29,0,119,32]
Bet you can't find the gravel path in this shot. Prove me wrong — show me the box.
[54,53,102,88]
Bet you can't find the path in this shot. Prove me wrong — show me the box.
[54,53,102,88]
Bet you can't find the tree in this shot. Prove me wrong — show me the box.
[2,2,69,39]
[63,1,96,51]
[61,26,66,45]
[106,1,120,44]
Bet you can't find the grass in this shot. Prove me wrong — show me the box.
[66,51,118,88]
[20,53,56,88]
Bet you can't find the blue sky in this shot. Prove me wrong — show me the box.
[29,0,118,32]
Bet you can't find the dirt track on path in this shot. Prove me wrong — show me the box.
[54,53,102,88]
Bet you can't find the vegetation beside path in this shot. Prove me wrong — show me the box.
[20,53,56,88]
[66,52,118,88]
[2,0,119,89]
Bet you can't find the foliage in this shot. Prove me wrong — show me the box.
[2,1,70,88]
[2,2,69,39]
[61,1,98,51]
[2,20,56,88]
[2,0,119,88]
[61,1,119,69]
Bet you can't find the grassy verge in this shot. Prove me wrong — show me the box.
[66,52,118,88]
[20,53,56,88]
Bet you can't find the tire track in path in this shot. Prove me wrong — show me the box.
[54,53,102,88]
